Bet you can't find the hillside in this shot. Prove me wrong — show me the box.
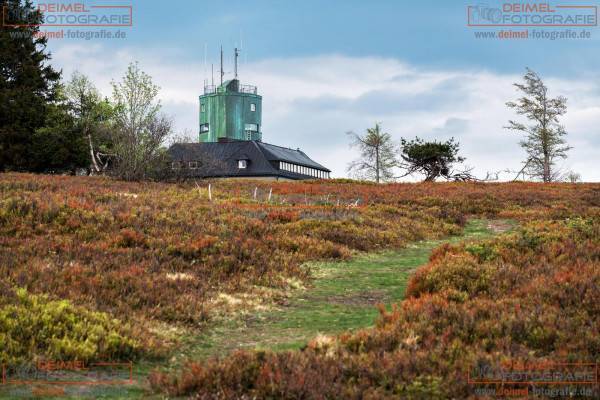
[0,173,598,398]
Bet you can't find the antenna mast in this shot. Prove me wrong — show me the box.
[203,43,207,82]
[234,47,240,79]
[220,46,224,85]
[211,63,214,86]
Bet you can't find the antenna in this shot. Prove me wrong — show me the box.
[211,63,214,86]
[234,47,240,79]
[240,30,247,71]
[203,43,207,82]
[220,46,224,85]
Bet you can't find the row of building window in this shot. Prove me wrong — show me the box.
[173,160,329,179]
[171,161,198,169]
[201,103,256,112]
[173,160,249,170]
[199,123,259,135]
[280,161,329,179]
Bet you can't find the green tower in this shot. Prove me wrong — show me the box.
[199,77,262,142]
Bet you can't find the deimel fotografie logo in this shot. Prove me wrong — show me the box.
[467,2,597,26]
[2,2,132,27]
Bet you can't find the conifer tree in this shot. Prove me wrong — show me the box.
[0,0,61,170]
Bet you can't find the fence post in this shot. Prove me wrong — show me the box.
[208,183,212,202]
[268,188,272,202]
[253,187,258,201]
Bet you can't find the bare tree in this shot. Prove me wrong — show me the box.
[110,62,172,180]
[505,68,571,182]
[565,171,582,183]
[347,123,398,183]
[166,128,196,147]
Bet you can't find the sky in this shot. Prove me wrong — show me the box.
[42,0,600,180]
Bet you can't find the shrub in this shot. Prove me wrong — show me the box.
[150,218,600,398]
[0,287,142,365]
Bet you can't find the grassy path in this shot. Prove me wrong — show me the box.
[177,218,514,361]
[1,219,513,399]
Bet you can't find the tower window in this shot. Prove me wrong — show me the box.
[201,103,205,113]
[200,123,209,133]
[250,103,256,112]
[245,123,258,132]
[189,161,198,169]
[238,160,247,169]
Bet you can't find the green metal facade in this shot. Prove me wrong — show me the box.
[199,79,262,142]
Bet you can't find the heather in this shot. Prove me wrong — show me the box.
[1,173,464,326]
[150,217,600,399]
[0,173,598,374]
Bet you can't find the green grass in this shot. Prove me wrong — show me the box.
[175,218,514,360]
[0,219,514,398]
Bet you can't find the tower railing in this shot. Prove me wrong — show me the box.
[203,83,257,95]
[239,84,257,94]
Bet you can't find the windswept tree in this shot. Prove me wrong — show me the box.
[64,71,114,174]
[347,123,398,183]
[505,68,571,182]
[0,0,61,170]
[110,62,172,180]
[399,137,466,182]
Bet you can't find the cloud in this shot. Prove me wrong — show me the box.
[433,118,470,136]
[49,44,600,181]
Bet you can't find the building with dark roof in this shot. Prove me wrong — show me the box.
[167,49,330,180]
[169,140,330,180]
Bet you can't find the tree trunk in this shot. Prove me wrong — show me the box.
[87,128,100,174]
[541,97,551,182]
[543,152,550,182]
[375,145,380,184]
[542,127,550,182]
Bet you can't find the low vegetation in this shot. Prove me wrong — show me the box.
[0,173,598,395]
[175,219,507,363]
[0,285,143,365]
[150,218,599,398]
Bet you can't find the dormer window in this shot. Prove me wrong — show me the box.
[238,159,247,169]
[200,123,209,133]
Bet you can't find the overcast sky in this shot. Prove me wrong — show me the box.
[44,0,600,180]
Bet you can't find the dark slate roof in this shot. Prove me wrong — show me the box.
[256,142,328,170]
[167,141,330,179]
